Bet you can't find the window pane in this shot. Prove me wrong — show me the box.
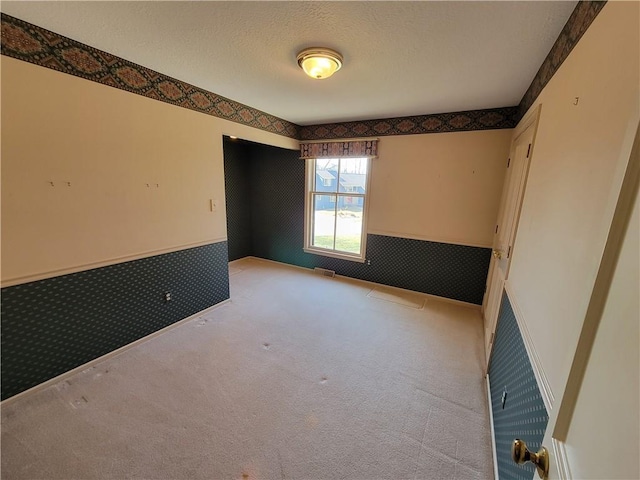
[339,158,368,194]
[312,194,335,250]
[335,199,363,254]
[314,158,339,192]
[306,157,368,260]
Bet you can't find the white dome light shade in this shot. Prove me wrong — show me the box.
[297,48,343,80]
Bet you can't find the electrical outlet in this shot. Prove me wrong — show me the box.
[165,292,172,302]
[366,259,371,265]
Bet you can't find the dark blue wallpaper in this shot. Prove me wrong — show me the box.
[223,139,254,261]
[224,138,491,305]
[489,291,549,479]
[0,242,230,400]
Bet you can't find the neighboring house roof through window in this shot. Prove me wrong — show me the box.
[338,173,366,189]
[317,170,335,181]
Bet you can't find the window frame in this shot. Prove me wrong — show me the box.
[303,157,372,262]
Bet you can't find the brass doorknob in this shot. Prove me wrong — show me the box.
[512,438,549,479]
[493,249,503,259]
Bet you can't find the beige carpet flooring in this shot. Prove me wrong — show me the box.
[1,257,493,480]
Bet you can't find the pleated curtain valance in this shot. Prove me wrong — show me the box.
[300,139,378,159]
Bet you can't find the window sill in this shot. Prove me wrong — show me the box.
[303,247,366,263]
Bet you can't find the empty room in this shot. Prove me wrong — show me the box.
[1,1,638,479]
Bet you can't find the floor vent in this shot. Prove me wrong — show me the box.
[314,267,336,278]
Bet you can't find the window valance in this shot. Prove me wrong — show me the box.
[300,139,378,159]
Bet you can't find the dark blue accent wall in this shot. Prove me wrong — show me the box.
[0,242,230,400]
[224,137,491,305]
[489,291,549,480]
[223,140,254,261]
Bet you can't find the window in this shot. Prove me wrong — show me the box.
[304,157,370,261]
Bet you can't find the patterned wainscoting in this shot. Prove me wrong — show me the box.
[489,291,549,480]
[0,242,230,400]
[223,140,491,305]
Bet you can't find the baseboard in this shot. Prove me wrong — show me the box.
[504,282,554,411]
[486,374,500,480]
[234,256,316,275]
[228,258,247,266]
[0,299,231,407]
[243,256,482,310]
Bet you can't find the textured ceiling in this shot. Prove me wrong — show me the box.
[1,1,577,126]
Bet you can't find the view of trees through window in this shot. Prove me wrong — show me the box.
[308,157,368,257]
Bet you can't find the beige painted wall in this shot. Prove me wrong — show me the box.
[2,52,512,288]
[369,129,512,247]
[562,185,639,480]
[507,0,639,401]
[1,57,298,286]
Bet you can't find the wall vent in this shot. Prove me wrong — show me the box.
[314,267,336,278]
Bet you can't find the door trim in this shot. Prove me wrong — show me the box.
[512,103,542,143]
[552,438,573,480]
[552,118,640,441]
[483,104,542,372]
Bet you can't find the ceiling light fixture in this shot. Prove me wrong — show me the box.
[297,47,343,80]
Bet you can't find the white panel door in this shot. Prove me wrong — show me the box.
[483,107,540,364]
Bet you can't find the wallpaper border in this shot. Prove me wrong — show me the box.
[299,107,519,140]
[300,0,607,139]
[1,1,607,140]
[517,0,607,119]
[0,13,300,139]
